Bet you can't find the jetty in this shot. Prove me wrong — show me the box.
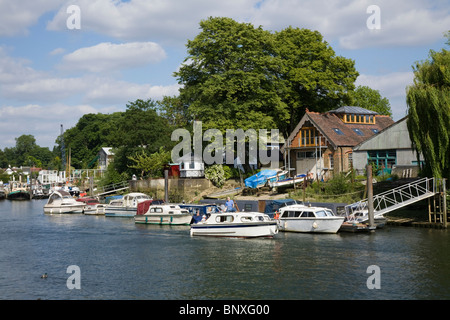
[343,176,448,231]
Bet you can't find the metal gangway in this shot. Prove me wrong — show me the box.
[345,177,437,221]
[95,181,129,196]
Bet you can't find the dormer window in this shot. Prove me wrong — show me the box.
[343,114,375,124]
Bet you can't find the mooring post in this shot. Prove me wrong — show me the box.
[164,169,169,203]
[366,164,375,230]
[443,178,447,228]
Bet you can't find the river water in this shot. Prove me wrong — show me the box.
[1,199,449,301]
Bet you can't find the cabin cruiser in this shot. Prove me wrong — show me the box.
[190,211,278,238]
[105,192,151,217]
[43,190,85,214]
[277,204,345,233]
[77,197,107,215]
[134,202,192,225]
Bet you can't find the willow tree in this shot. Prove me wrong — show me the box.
[406,36,450,179]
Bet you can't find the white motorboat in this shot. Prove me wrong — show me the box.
[347,210,387,228]
[134,202,192,225]
[77,197,107,215]
[105,192,151,217]
[277,204,345,233]
[190,211,278,238]
[43,190,85,214]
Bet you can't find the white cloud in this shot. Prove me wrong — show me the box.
[340,4,450,49]
[60,41,167,73]
[356,71,415,120]
[46,0,260,42]
[0,0,61,36]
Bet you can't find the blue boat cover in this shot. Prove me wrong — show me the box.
[244,169,278,188]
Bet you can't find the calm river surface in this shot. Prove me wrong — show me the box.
[1,199,449,300]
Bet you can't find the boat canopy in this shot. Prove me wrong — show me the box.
[244,169,278,188]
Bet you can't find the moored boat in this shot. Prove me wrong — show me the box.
[134,202,192,225]
[104,192,151,217]
[43,190,85,214]
[190,211,278,238]
[77,197,107,215]
[277,204,345,233]
[7,184,31,200]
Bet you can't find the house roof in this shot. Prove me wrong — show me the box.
[285,110,395,150]
[329,106,379,115]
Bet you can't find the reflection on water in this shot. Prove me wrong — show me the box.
[0,199,449,300]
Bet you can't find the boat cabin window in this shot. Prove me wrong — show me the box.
[325,210,334,217]
[281,211,301,218]
[150,207,163,213]
[315,210,327,217]
[216,215,234,223]
[240,216,253,222]
[300,211,315,218]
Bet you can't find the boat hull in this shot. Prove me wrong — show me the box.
[135,214,192,225]
[44,205,85,214]
[7,191,31,200]
[105,207,137,217]
[278,217,345,233]
[83,204,107,215]
[190,222,278,238]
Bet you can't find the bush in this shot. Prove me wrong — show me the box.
[205,164,225,188]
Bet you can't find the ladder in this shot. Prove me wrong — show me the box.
[345,177,437,220]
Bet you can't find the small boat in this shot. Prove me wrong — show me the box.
[77,197,106,215]
[277,204,345,233]
[268,174,306,188]
[190,211,278,238]
[346,210,387,229]
[7,183,31,200]
[104,192,151,217]
[134,202,192,225]
[43,190,85,214]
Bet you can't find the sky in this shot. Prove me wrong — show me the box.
[0,0,449,150]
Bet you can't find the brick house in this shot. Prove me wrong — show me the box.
[283,106,394,180]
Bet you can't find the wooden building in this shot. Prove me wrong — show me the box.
[283,106,394,180]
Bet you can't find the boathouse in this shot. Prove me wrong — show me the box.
[352,116,424,177]
[283,106,394,180]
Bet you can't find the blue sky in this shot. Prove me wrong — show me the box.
[0,0,448,149]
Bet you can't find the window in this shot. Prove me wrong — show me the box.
[315,210,327,217]
[301,211,315,218]
[367,150,397,169]
[300,127,322,147]
[352,128,364,136]
[329,154,334,169]
[333,128,344,135]
[371,129,379,134]
[343,114,376,124]
[216,215,234,223]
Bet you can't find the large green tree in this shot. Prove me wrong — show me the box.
[174,17,359,137]
[406,35,450,179]
[274,27,359,134]
[350,85,392,116]
[175,17,284,133]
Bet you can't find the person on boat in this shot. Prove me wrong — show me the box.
[274,210,280,220]
[225,197,236,212]
[192,211,203,224]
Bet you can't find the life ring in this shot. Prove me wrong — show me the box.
[312,222,318,229]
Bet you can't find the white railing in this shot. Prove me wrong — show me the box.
[345,177,437,220]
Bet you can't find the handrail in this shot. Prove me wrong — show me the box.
[345,177,437,219]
